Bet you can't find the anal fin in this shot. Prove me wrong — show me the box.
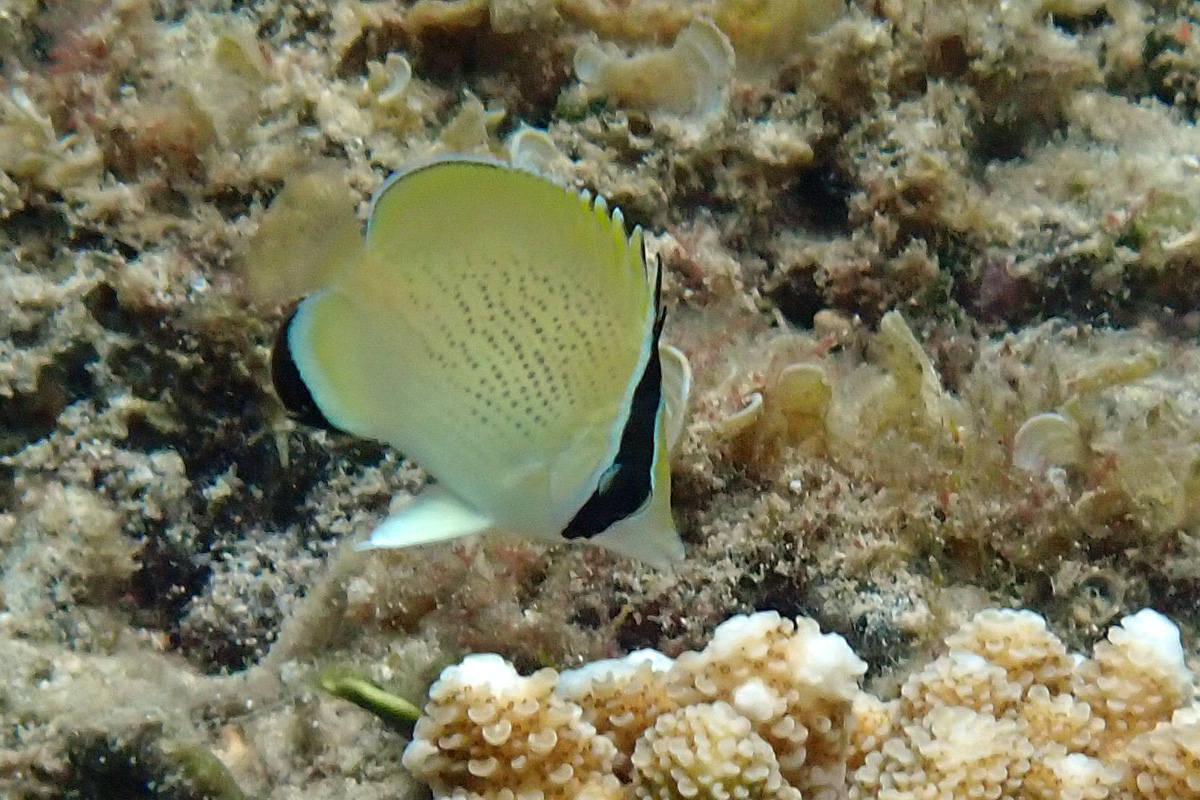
[359,487,496,551]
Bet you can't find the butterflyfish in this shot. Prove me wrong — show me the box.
[269,155,688,567]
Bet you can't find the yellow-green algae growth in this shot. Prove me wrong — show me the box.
[1,0,1200,797]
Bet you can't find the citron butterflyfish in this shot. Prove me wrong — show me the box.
[268,155,689,567]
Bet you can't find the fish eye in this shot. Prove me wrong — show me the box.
[271,303,346,435]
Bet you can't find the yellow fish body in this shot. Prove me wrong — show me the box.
[270,156,686,566]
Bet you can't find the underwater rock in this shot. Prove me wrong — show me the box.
[714,0,844,68]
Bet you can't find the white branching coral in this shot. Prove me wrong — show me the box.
[1074,608,1194,751]
[852,705,1035,800]
[1017,684,1105,755]
[556,649,677,765]
[898,650,1022,720]
[667,611,867,800]
[942,608,1076,695]
[846,692,898,772]
[1023,752,1120,800]
[403,609,1199,800]
[1118,706,1200,799]
[850,607,1198,800]
[402,654,620,800]
[631,702,801,800]
[406,612,864,800]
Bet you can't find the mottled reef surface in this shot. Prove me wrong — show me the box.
[2,0,1200,797]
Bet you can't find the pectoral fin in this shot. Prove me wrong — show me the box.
[359,487,496,550]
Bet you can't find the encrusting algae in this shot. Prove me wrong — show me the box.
[2,0,1200,798]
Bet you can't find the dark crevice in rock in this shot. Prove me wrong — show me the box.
[0,341,99,456]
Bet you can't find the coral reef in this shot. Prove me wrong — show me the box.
[2,0,1200,798]
[402,655,621,800]
[852,607,1200,800]
[632,702,800,800]
[406,609,1200,800]
[404,610,864,800]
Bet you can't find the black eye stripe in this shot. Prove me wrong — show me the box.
[271,302,346,435]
